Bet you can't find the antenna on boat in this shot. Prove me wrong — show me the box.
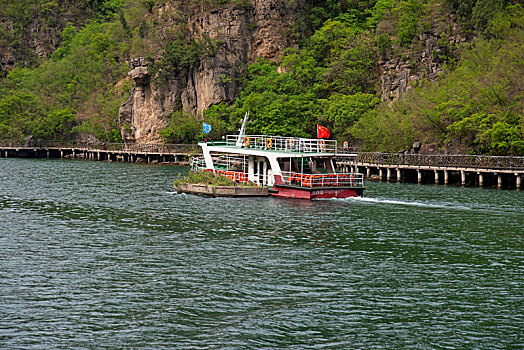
[236,111,249,147]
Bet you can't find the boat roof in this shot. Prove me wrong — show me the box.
[199,135,356,158]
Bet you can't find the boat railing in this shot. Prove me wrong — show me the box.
[214,169,249,183]
[280,171,364,188]
[190,156,206,171]
[190,155,249,172]
[191,156,250,183]
[225,135,337,153]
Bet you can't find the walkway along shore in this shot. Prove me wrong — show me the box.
[337,152,524,190]
[1,140,523,189]
[0,141,199,165]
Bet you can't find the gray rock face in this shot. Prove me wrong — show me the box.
[119,0,304,144]
[0,7,89,76]
[380,26,466,103]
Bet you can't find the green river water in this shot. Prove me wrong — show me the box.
[0,158,522,349]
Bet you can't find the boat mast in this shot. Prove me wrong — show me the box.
[235,111,249,147]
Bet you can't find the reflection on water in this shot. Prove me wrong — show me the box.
[0,158,523,349]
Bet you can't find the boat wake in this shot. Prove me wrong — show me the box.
[331,196,523,217]
[337,196,473,211]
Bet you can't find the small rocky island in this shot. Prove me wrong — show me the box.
[174,171,268,197]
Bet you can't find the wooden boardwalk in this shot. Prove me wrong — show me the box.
[336,152,524,189]
[0,141,200,165]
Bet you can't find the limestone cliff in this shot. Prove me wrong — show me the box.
[119,0,304,144]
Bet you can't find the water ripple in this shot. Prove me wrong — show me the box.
[0,159,523,349]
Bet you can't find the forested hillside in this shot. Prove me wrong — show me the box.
[0,0,522,155]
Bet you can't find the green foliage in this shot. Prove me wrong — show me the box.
[32,108,76,140]
[0,4,135,141]
[376,33,392,59]
[0,91,42,139]
[447,113,524,154]
[151,35,220,82]
[395,0,425,46]
[142,0,155,13]
[174,170,235,187]
[0,91,77,140]
[159,111,202,143]
[350,5,524,155]
[324,93,381,140]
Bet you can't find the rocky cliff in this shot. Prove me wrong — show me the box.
[0,3,91,76]
[379,7,467,102]
[119,0,304,144]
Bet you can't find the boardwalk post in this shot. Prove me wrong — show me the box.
[366,167,370,177]
[516,174,521,189]
[379,167,384,180]
[397,168,401,182]
[434,170,439,184]
[478,172,484,187]
[497,173,502,189]
[444,170,449,185]
[386,168,391,181]
[417,170,422,183]
[461,171,466,186]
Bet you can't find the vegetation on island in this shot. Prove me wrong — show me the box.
[174,170,255,189]
[0,0,522,155]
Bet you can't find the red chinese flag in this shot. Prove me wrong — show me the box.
[317,124,330,139]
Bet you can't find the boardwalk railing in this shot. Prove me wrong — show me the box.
[344,152,524,170]
[0,140,200,154]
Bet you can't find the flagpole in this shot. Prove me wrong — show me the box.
[316,124,319,139]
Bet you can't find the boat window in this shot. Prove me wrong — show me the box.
[311,157,335,174]
[278,158,300,173]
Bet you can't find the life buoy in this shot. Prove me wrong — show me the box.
[266,138,272,149]
[343,141,349,149]
[244,137,250,147]
[289,138,295,148]
[319,140,325,150]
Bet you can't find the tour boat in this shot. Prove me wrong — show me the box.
[191,117,364,199]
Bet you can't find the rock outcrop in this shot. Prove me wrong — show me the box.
[119,0,304,144]
[379,9,467,103]
[0,6,90,76]
[380,30,466,102]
